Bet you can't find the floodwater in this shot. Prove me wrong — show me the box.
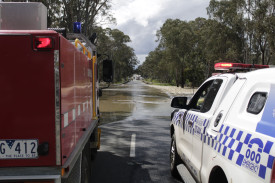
[93,80,183,183]
[99,80,173,124]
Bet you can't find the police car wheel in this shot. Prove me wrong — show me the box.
[170,134,180,177]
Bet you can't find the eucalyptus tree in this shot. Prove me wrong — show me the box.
[245,0,275,64]
[157,19,195,87]
[207,0,275,65]
[95,27,138,82]
[60,0,115,36]
[207,0,246,63]
[189,18,213,82]
[141,18,211,87]
[140,49,169,82]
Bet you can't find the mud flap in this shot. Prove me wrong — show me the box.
[62,154,82,183]
[177,164,196,183]
[90,128,101,150]
[90,128,101,160]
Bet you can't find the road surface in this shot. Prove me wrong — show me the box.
[91,80,182,183]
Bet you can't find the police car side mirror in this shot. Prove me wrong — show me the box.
[103,59,113,82]
[171,97,188,109]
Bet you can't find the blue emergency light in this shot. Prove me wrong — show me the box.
[73,22,81,33]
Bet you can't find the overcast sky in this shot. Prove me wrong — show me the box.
[108,0,210,65]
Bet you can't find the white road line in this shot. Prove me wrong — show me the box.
[130,134,136,157]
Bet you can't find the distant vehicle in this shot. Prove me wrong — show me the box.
[133,74,141,80]
[170,62,275,183]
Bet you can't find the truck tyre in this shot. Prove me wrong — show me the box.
[91,148,97,161]
[170,134,180,178]
[81,142,92,183]
[90,128,98,160]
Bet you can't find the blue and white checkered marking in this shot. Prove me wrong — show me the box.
[211,124,275,179]
[172,111,275,180]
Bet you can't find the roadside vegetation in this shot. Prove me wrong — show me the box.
[138,0,275,88]
[143,79,175,86]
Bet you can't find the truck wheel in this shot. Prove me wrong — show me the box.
[90,127,98,160]
[81,142,92,183]
[91,148,97,160]
[170,134,180,178]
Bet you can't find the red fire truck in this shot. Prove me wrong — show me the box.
[0,2,113,183]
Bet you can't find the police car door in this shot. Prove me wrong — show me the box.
[185,78,226,180]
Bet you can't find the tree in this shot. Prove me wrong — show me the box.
[157,19,195,87]
[207,0,245,63]
[59,0,115,36]
[246,0,275,64]
[140,0,275,87]
[208,0,275,65]
[95,27,139,82]
[140,18,207,87]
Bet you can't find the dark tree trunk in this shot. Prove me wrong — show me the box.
[180,66,185,88]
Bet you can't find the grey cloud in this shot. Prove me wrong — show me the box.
[118,20,159,55]
[112,0,210,64]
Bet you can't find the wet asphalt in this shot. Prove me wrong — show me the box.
[91,80,183,183]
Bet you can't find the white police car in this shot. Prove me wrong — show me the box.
[170,63,275,183]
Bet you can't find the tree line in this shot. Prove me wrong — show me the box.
[5,0,138,82]
[138,0,275,88]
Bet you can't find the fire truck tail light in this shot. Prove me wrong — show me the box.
[33,37,54,50]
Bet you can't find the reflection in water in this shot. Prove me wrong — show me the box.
[99,80,172,125]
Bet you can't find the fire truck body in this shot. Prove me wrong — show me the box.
[0,5,107,181]
[0,30,60,168]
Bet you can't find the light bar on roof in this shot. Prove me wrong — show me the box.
[215,62,269,71]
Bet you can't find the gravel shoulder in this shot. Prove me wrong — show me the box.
[146,84,197,97]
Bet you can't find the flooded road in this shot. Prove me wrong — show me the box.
[99,80,172,124]
[91,80,182,183]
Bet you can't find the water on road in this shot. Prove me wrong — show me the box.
[99,80,173,124]
[91,80,182,183]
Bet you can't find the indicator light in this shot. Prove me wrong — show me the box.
[33,37,53,50]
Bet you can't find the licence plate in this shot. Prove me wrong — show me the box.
[0,139,38,159]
